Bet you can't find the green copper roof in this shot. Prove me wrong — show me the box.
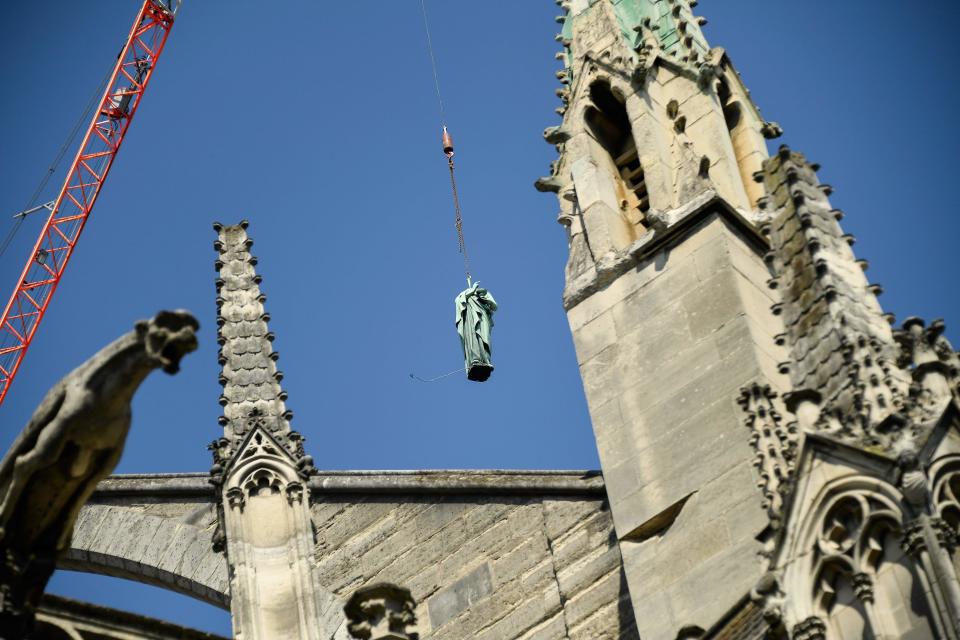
[615,0,709,58]
[557,0,710,87]
[564,0,709,60]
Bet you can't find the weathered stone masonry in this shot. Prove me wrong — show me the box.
[67,471,637,639]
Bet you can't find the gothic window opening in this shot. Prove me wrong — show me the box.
[933,464,960,533]
[585,81,650,218]
[243,468,282,497]
[931,461,960,579]
[806,489,938,639]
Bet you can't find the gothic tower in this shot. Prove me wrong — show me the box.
[537,1,790,636]
[540,2,960,639]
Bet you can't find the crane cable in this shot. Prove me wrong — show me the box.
[419,0,472,286]
[0,64,113,260]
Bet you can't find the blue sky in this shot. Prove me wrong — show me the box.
[1,1,958,635]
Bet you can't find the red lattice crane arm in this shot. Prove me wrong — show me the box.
[0,0,178,406]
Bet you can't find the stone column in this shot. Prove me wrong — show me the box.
[902,516,960,639]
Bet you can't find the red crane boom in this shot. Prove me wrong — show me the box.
[0,0,178,406]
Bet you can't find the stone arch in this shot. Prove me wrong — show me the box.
[582,77,650,230]
[930,453,960,531]
[782,476,901,623]
[60,504,229,609]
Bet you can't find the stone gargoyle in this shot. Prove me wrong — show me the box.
[0,309,198,636]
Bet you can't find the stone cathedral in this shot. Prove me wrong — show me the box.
[3,1,959,639]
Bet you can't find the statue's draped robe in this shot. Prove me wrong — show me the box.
[454,283,497,381]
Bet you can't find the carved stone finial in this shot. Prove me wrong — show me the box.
[534,175,565,193]
[344,583,419,640]
[894,318,959,412]
[895,317,944,367]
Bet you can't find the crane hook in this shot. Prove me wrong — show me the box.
[442,125,454,158]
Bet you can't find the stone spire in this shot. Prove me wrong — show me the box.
[209,220,312,476]
[207,221,338,640]
[758,146,910,445]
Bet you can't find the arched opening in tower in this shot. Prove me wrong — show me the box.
[585,81,649,219]
[716,77,742,131]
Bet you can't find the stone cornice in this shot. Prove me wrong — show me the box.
[563,190,767,310]
[93,470,606,499]
[311,469,606,495]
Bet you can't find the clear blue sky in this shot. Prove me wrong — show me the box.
[1,1,957,635]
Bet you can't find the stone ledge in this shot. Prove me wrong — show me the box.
[311,469,606,496]
[94,470,606,499]
[94,473,215,498]
[563,190,769,310]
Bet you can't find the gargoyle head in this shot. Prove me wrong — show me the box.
[137,309,200,374]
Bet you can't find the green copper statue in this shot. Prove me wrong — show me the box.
[455,282,497,381]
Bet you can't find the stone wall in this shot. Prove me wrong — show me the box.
[311,471,637,640]
[63,471,635,639]
[567,206,789,637]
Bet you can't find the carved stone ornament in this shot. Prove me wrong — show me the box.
[344,583,419,640]
[738,384,797,528]
[749,571,786,630]
[791,615,826,640]
[226,486,245,511]
[761,121,783,139]
[900,517,928,558]
[0,310,198,636]
[850,572,874,604]
[932,517,959,553]
[895,317,960,414]
[285,481,304,505]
